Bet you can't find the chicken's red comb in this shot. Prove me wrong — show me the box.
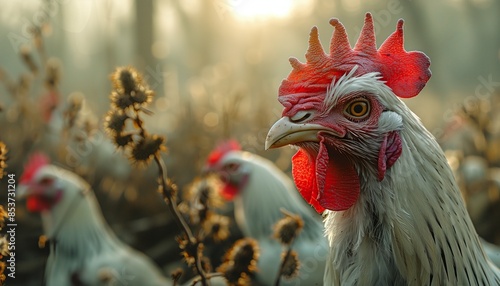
[279,13,431,98]
[20,152,50,184]
[207,140,241,166]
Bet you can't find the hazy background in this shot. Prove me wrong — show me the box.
[1,0,499,285]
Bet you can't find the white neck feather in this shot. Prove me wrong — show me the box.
[323,102,500,285]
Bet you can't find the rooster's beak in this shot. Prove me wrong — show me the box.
[17,183,32,199]
[265,117,333,150]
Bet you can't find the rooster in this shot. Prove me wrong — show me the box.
[18,153,171,286]
[204,140,327,285]
[265,13,500,285]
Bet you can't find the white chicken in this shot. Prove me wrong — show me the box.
[204,140,327,285]
[19,153,171,286]
[266,13,500,285]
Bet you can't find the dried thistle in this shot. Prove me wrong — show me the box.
[201,256,212,273]
[106,66,163,163]
[45,58,61,90]
[157,178,178,202]
[110,67,154,110]
[217,238,259,285]
[280,250,300,280]
[20,45,39,75]
[178,236,201,266]
[131,87,154,106]
[272,210,304,245]
[273,210,304,286]
[129,134,166,165]
[0,207,6,230]
[0,262,5,284]
[81,116,98,138]
[110,90,134,110]
[113,132,134,149]
[202,213,230,242]
[187,176,224,209]
[185,177,224,224]
[111,67,143,94]
[104,109,129,135]
[0,142,7,180]
[0,236,8,257]
[63,93,83,129]
[171,267,183,284]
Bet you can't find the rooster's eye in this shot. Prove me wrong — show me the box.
[39,177,54,185]
[290,110,313,123]
[345,99,370,119]
[224,163,239,173]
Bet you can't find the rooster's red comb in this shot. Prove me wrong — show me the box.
[207,140,241,166]
[20,152,50,184]
[279,13,431,98]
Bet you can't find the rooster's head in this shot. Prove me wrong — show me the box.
[204,140,251,200]
[19,153,89,213]
[265,13,431,213]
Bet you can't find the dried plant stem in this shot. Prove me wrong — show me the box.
[154,154,209,286]
[132,108,209,285]
[154,155,195,239]
[133,110,147,138]
[274,241,295,286]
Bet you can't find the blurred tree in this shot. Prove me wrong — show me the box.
[135,0,155,69]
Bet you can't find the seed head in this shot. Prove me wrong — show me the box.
[0,206,6,229]
[217,238,259,285]
[0,262,5,284]
[170,268,183,283]
[113,133,134,149]
[273,211,304,245]
[185,177,223,224]
[186,176,224,209]
[230,239,259,271]
[111,67,141,93]
[129,134,166,165]
[157,178,178,201]
[110,67,154,109]
[177,236,199,266]
[131,88,154,106]
[0,142,7,180]
[280,250,300,280]
[20,45,38,75]
[104,109,129,135]
[202,213,230,242]
[0,236,8,256]
[110,90,134,110]
[45,58,61,89]
[64,93,84,128]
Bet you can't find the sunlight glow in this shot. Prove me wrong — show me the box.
[230,0,296,19]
